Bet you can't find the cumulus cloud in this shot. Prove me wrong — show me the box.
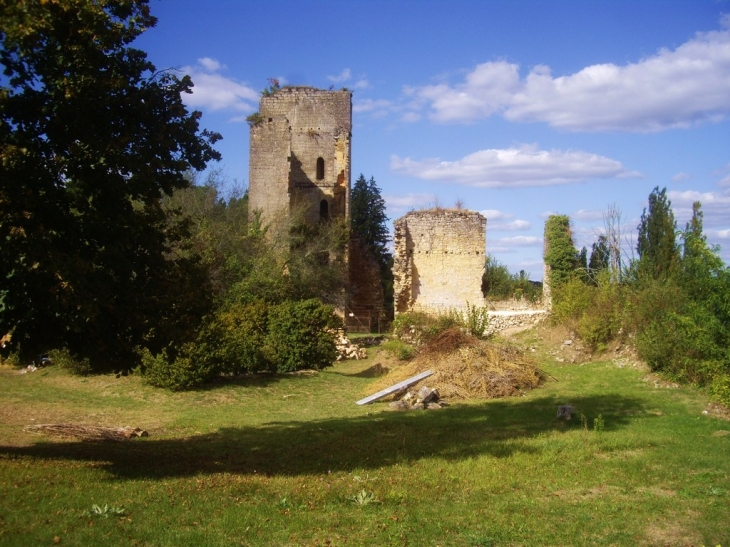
[353,98,393,115]
[667,188,730,228]
[573,209,605,221]
[391,144,640,187]
[405,18,730,132]
[180,58,259,116]
[479,209,531,231]
[327,68,352,83]
[384,193,436,211]
[672,172,692,182]
[493,235,542,247]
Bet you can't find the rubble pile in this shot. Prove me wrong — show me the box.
[388,386,448,411]
[334,329,367,361]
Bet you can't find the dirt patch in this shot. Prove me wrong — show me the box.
[643,517,702,547]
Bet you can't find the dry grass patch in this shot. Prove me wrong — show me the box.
[367,328,543,400]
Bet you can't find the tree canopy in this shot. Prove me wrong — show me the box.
[350,174,393,313]
[0,0,221,367]
[636,187,679,280]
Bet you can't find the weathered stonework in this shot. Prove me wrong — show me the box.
[249,87,352,228]
[393,209,487,315]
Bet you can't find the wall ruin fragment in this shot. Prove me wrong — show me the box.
[393,209,487,315]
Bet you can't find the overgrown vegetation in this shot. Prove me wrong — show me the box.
[482,255,542,302]
[549,188,730,405]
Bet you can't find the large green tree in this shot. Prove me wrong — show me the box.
[0,0,221,367]
[636,187,679,280]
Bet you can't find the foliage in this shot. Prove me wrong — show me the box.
[380,339,416,361]
[0,0,220,369]
[482,255,543,302]
[260,77,281,97]
[82,504,126,519]
[46,348,92,376]
[636,187,680,281]
[139,344,217,390]
[588,235,610,279]
[264,299,339,373]
[544,215,580,288]
[464,302,490,338]
[350,174,394,314]
[246,112,264,128]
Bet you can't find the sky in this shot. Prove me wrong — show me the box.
[136,0,730,279]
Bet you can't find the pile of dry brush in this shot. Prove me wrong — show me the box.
[372,328,543,400]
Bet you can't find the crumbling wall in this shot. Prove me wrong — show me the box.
[249,87,352,228]
[393,209,487,315]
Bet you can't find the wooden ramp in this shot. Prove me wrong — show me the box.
[355,370,433,405]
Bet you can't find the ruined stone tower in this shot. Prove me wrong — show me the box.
[248,87,352,228]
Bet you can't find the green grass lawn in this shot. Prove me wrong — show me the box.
[1,334,728,547]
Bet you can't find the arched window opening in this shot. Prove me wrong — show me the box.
[316,157,325,180]
[320,199,329,220]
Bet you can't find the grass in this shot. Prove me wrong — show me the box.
[0,332,729,547]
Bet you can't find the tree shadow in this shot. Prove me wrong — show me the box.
[1,394,650,480]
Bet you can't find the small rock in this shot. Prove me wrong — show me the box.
[388,400,410,411]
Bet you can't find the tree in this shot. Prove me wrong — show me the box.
[589,235,610,278]
[350,174,393,313]
[0,0,221,368]
[636,187,679,280]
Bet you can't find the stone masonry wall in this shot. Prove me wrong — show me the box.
[393,209,487,314]
[249,87,352,228]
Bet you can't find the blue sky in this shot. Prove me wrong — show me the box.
[137,0,730,279]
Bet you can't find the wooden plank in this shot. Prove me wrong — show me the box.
[356,370,434,405]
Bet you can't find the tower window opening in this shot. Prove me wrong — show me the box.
[316,157,325,180]
[320,199,329,220]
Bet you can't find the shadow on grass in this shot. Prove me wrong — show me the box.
[1,394,649,479]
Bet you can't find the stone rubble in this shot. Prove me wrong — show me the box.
[387,386,447,411]
[333,329,367,361]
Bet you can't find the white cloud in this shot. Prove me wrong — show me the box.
[493,235,542,247]
[573,209,605,221]
[405,18,730,132]
[198,57,226,72]
[384,193,436,211]
[391,144,640,187]
[353,79,370,90]
[667,188,730,228]
[353,98,392,114]
[327,68,352,83]
[672,172,692,182]
[180,58,259,116]
[479,210,530,231]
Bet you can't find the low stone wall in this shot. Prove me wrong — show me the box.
[486,310,547,335]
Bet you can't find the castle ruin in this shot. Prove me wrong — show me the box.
[249,87,352,228]
[393,209,487,315]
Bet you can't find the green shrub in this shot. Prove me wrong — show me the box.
[208,300,271,374]
[381,339,416,361]
[576,272,625,351]
[264,299,339,373]
[464,302,490,339]
[551,276,594,325]
[139,344,218,390]
[47,348,93,376]
[710,373,730,406]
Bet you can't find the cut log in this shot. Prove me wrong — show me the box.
[356,370,434,405]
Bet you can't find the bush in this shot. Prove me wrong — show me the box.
[381,339,416,361]
[264,299,339,373]
[464,302,490,339]
[139,344,218,391]
[710,373,730,407]
[47,348,93,376]
[551,276,594,326]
